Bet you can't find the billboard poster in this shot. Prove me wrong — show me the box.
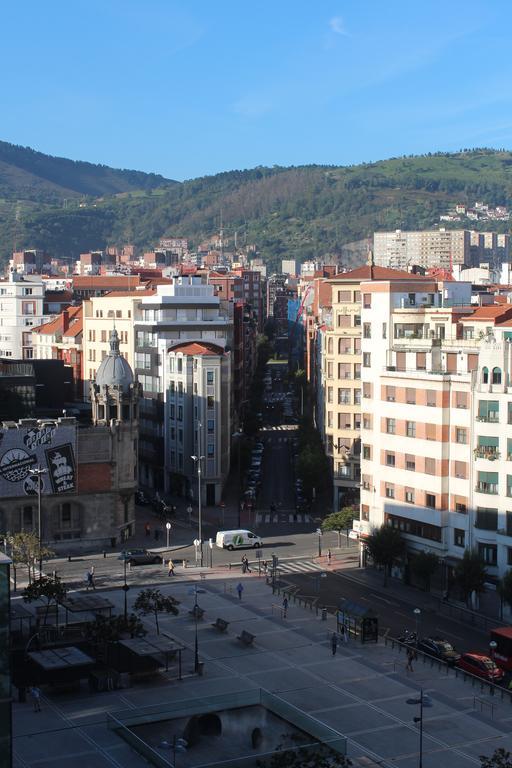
[0,423,77,497]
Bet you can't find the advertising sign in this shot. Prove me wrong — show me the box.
[0,423,77,497]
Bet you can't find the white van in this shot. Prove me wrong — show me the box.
[215,529,262,551]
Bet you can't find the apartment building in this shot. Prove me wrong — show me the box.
[374,229,471,270]
[322,265,427,510]
[356,276,512,582]
[0,272,47,359]
[32,306,84,399]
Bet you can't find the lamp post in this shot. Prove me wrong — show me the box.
[406,690,433,768]
[316,528,322,558]
[122,556,129,622]
[191,454,205,568]
[489,640,497,661]
[29,465,48,577]
[413,608,421,646]
[166,521,171,549]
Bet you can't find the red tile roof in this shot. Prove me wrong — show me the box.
[168,341,225,356]
[34,305,82,337]
[105,290,156,297]
[72,275,144,289]
[328,265,430,282]
[467,305,512,320]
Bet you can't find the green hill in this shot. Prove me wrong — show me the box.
[2,146,512,269]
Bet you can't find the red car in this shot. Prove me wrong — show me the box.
[456,653,504,683]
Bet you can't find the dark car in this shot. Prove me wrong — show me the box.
[118,549,163,566]
[417,637,460,665]
[456,652,504,682]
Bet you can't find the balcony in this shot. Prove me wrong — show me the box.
[474,448,500,461]
[476,415,499,423]
[475,483,498,495]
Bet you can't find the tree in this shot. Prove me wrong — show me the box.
[134,588,180,634]
[257,743,351,768]
[365,525,405,586]
[323,508,354,547]
[481,749,512,768]
[454,549,487,606]
[410,551,439,592]
[22,575,66,624]
[8,532,53,584]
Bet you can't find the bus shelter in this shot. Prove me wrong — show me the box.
[337,599,378,644]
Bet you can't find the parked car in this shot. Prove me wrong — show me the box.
[417,637,460,665]
[456,653,504,682]
[118,549,163,566]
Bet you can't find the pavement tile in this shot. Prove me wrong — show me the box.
[278,686,355,712]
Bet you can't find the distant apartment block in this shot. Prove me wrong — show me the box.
[0,272,47,360]
[373,229,471,270]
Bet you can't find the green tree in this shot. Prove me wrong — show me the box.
[365,525,405,586]
[480,749,512,768]
[22,574,66,624]
[134,588,180,635]
[323,508,354,547]
[410,551,439,592]
[454,549,487,606]
[257,743,351,768]
[8,532,53,584]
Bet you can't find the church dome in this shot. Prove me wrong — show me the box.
[95,329,134,392]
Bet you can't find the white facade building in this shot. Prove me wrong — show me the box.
[0,272,47,359]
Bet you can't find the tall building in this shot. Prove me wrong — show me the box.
[0,272,47,360]
[356,277,512,582]
[374,229,471,270]
[165,341,231,504]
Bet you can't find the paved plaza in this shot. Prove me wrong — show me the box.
[11,572,512,768]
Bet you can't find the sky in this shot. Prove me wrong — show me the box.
[2,0,512,181]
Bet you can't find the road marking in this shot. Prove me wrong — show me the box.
[369,593,400,607]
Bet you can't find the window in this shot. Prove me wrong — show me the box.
[177,406,183,421]
[476,507,498,530]
[406,388,416,404]
[478,400,499,423]
[363,353,371,367]
[508,475,512,497]
[337,290,351,302]
[354,364,361,379]
[386,418,396,434]
[170,404,175,419]
[386,386,396,402]
[426,390,436,407]
[478,543,497,566]
[482,367,489,384]
[425,493,436,509]
[327,362,333,378]
[178,381,183,396]
[454,529,465,548]
[382,323,387,339]
[177,358,183,373]
[207,371,214,385]
[361,504,370,521]
[416,352,426,370]
[453,461,467,479]
[406,421,416,438]
[385,484,395,499]
[338,412,351,429]
[353,315,361,328]
[354,389,361,405]
[386,452,395,467]
[23,287,33,295]
[327,411,333,428]
[354,291,361,303]
[338,363,350,379]
[338,389,350,405]
[456,428,467,444]
[178,429,183,444]
[362,445,371,460]
[207,396,215,409]
[386,513,441,542]
[337,314,350,329]
[405,489,415,504]
[207,419,214,433]
[61,503,71,524]
[363,323,371,339]
[363,293,371,308]
[477,471,498,495]
[492,367,502,385]
[207,444,215,457]
[405,454,415,471]
[455,391,468,409]
[476,436,499,459]
[425,457,435,475]
[101,330,107,343]
[362,474,371,490]
[455,501,467,514]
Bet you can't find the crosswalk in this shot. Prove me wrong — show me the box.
[255,512,311,524]
[276,559,327,575]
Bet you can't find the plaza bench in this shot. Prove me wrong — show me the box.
[211,618,229,633]
[237,630,255,646]
[189,605,205,620]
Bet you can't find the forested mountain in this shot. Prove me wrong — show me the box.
[1,145,512,270]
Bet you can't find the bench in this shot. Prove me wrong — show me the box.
[211,618,229,633]
[189,605,205,620]
[237,630,255,646]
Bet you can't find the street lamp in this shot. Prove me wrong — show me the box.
[413,607,421,646]
[191,454,205,568]
[122,556,129,622]
[166,521,172,549]
[406,690,433,768]
[489,640,497,661]
[29,465,48,576]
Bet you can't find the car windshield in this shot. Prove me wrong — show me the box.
[436,642,454,652]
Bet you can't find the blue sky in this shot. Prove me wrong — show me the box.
[2,0,511,180]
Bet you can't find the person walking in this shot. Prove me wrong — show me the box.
[236,582,244,601]
[331,632,338,656]
[406,646,415,672]
[86,566,95,591]
[30,685,41,712]
[241,556,247,574]
[327,549,332,564]
[243,555,251,573]
[282,596,288,618]
[144,522,150,537]
[167,559,175,576]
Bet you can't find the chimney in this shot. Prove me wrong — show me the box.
[62,309,70,334]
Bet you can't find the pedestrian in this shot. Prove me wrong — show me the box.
[241,556,247,574]
[236,582,244,601]
[154,528,160,542]
[406,646,415,672]
[282,596,288,618]
[262,560,268,573]
[167,559,175,576]
[244,555,251,573]
[86,567,95,591]
[327,549,332,564]
[30,685,41,712]
[145,522,150,537]
[331,632,338,656]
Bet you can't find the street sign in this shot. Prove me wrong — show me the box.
[316,528,322,535]
[193,539,200,547]
[166,522,171,530]
[348,530,359,540]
